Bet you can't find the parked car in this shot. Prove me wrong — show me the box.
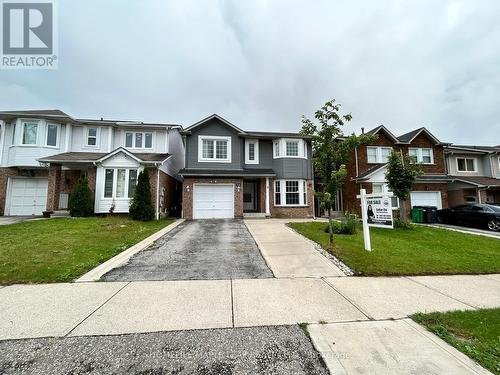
[437,204,500,232]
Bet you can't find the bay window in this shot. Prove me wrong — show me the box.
[104,168,139,199]
[272,138,307,159]
[274,180,308,206]
[198,136,231,162]
[125,131,153,149]
[367,146,392,163]
[408,148,433,164]
[22,121,38,145]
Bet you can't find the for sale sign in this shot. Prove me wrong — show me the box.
[366,195,394,228]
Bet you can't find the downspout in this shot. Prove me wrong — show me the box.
[0,120,5,166]
[354,147,359,177]
[156,164,160,220]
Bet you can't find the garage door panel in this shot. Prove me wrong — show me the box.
[193,184,234,219]
[410,191,442,209]
[8,178,48,216]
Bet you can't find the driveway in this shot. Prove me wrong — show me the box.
[103,220,273,281]
[425,223,500,239]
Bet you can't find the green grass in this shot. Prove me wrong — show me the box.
[0,216,174,284]
[289,222,500,276]
[413,309,500,374]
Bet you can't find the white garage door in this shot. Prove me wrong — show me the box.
[193,184,234,219]
[7,178,48,216]
[410,191,442,209]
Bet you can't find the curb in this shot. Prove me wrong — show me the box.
[75,219,185,282]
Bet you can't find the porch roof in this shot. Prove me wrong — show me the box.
[179,168,276,177]
[449,176,500,188]
[38,150,171,164]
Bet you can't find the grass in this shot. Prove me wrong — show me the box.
[413,309,500,374]
[0,216,174,284]
[289,222,500,276]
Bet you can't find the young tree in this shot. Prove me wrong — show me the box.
[129,169,155,221]
[385,151,423,221]
[68,178,93,217]
[301,99,375,244]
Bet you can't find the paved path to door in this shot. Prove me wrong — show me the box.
[244,219,345,277]
[102,220,273,281]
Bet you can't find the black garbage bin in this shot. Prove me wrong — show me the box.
[414,206,438,223]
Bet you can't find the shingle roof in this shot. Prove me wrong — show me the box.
[39,151,170,164]
[449,176,500,187]
[242,131,311,139]
[353,164,386,180]
[446,145,500,153]
[179,168,276,177]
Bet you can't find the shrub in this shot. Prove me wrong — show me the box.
[68,179,93,217]
[394,218,415,229]
[129,169,155,221]
[324,213,358,235]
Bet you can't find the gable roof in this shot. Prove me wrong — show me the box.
[397,127,443,145]
[352,164,386,181]
[38,148,171,164]
[182,114,244,133]
[365,125,400,143]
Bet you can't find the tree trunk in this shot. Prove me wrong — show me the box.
[328,207,334,245]
[399,199,406,221]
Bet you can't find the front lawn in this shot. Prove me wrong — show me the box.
[289,222,500,275]
[413,309,500,374]
[0,216,174,284]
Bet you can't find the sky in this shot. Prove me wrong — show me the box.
[1,0,499,145]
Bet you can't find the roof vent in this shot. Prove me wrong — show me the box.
[361,127,365,134]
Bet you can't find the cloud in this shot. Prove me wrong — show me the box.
[0,0,498,144]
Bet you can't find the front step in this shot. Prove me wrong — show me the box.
[243,212,268,219]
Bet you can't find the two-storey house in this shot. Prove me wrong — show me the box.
[0,110,184,218]
[179,114,314,219]
[445,144,500,205]
[342,125,450,215]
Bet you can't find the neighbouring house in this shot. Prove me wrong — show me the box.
[341,125,451,216]
[179,114,314,219]
[0,110,184,218]
[445,144,500,205]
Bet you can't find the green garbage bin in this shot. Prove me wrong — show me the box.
[411,207,424,223]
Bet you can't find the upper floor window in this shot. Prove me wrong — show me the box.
[367,146,392,163]
[11,123,16,145]
[273,138,306,159]
[46,124,58,147]
[245,139,259,164]
[87,127,98,146]
[125,132,153,149]
[22,121,38,145]
[457,157,476,172]
[198,135,231,163]
[408,148,433,164]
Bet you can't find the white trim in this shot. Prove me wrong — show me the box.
[20,119,40,145]
[108,127,113,152]
[44,122,61,148]
[265,177,270,216]
[245,139,259,164]
[408,147,434,164]
[274,179,308,207]
[197,135,232,163]
[367,146,392,164]
[0,120,5,165]
[102,167,141,199]
[84,126,100,148]
[456,157,477,172]
[410,191,442,209]
[64,123,72,152]
[124,131,154,150]
[272,138,307,159]
[372,182,399,209]
[192,183,235,219]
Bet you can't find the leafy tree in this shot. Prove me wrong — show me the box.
[68,178,93,217]
[129,169,155,221]
[385,151,423,221]
[301,99,375,244]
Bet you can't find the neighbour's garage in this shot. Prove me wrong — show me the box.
[6,177,48,216]
[410,191,442,209]
[193,184,234,219]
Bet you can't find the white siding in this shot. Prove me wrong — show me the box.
[161,129,184,180]
[447,154,485,176]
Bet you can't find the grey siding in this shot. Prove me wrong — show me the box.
[185,118,242,169]
[272,142,313,179]
[244,139,273,169]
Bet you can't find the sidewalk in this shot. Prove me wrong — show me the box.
[1,274,499,340]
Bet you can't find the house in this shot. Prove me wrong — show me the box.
[445,144,500,205]
[341,125,450,215]
[179,114,314,219]
[0,110,184,218]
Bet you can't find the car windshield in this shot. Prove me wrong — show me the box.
[485,205,500,212]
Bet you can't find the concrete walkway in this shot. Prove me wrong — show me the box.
[244,219,345,277]
[1,274,499,340]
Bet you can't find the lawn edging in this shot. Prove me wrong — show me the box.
[75,219,185,282]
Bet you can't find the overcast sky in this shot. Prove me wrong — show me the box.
[1,0,499,145]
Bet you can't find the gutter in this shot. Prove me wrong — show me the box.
[156,165,160,220]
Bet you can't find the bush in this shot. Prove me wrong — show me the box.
[324,213,358,235]
[129,169,155,221]
[68,179,93,217]
[394,218,415,229]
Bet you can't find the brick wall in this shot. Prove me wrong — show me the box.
[269,178,315,218]
[46,165,62,211]
[148,168,181,218]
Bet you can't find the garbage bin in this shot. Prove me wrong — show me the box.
[411,207,424,223]
[413,206,438,224]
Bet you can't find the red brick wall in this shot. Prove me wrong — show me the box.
[47,165,62,211]
[269,178,314,218]
[182,177,244,219]
[149,169,181,218]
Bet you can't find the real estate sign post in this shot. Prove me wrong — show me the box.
[358,188,394,251]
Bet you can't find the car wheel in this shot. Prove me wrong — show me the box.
[487,220,500,232]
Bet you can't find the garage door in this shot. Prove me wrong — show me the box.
[410,191,442,209]
[7,178,48,216]
[193,184,234,219]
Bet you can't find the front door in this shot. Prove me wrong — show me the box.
[243,182,257,212]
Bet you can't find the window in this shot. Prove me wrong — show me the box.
[103,168,138,199]
[274,141,280,157]
[408,148,433,164]
[367,146,392,163]
[22,121,38,145]
[198,136,231,162]
[457,157,476,172]
[135,133,143,148]
[274,180,308,206]
[125,131,153,149]
[372,182,399,209]
[46,124,58,147]
[286,141,299,157]
[87,127,98,146]
[125,133,133,147]
[245,139,259,164]
[145,133,153,148]
[273,139,306,159]
[11,124,16,145]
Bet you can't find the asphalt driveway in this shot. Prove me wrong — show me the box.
[103,220,273,281]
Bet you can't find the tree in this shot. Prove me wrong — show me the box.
[68,178,93,217]
[385,151,423,221]
[301,99,375,245]
[129,169,155,221]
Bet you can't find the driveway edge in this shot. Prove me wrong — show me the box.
[75,219,185,282]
